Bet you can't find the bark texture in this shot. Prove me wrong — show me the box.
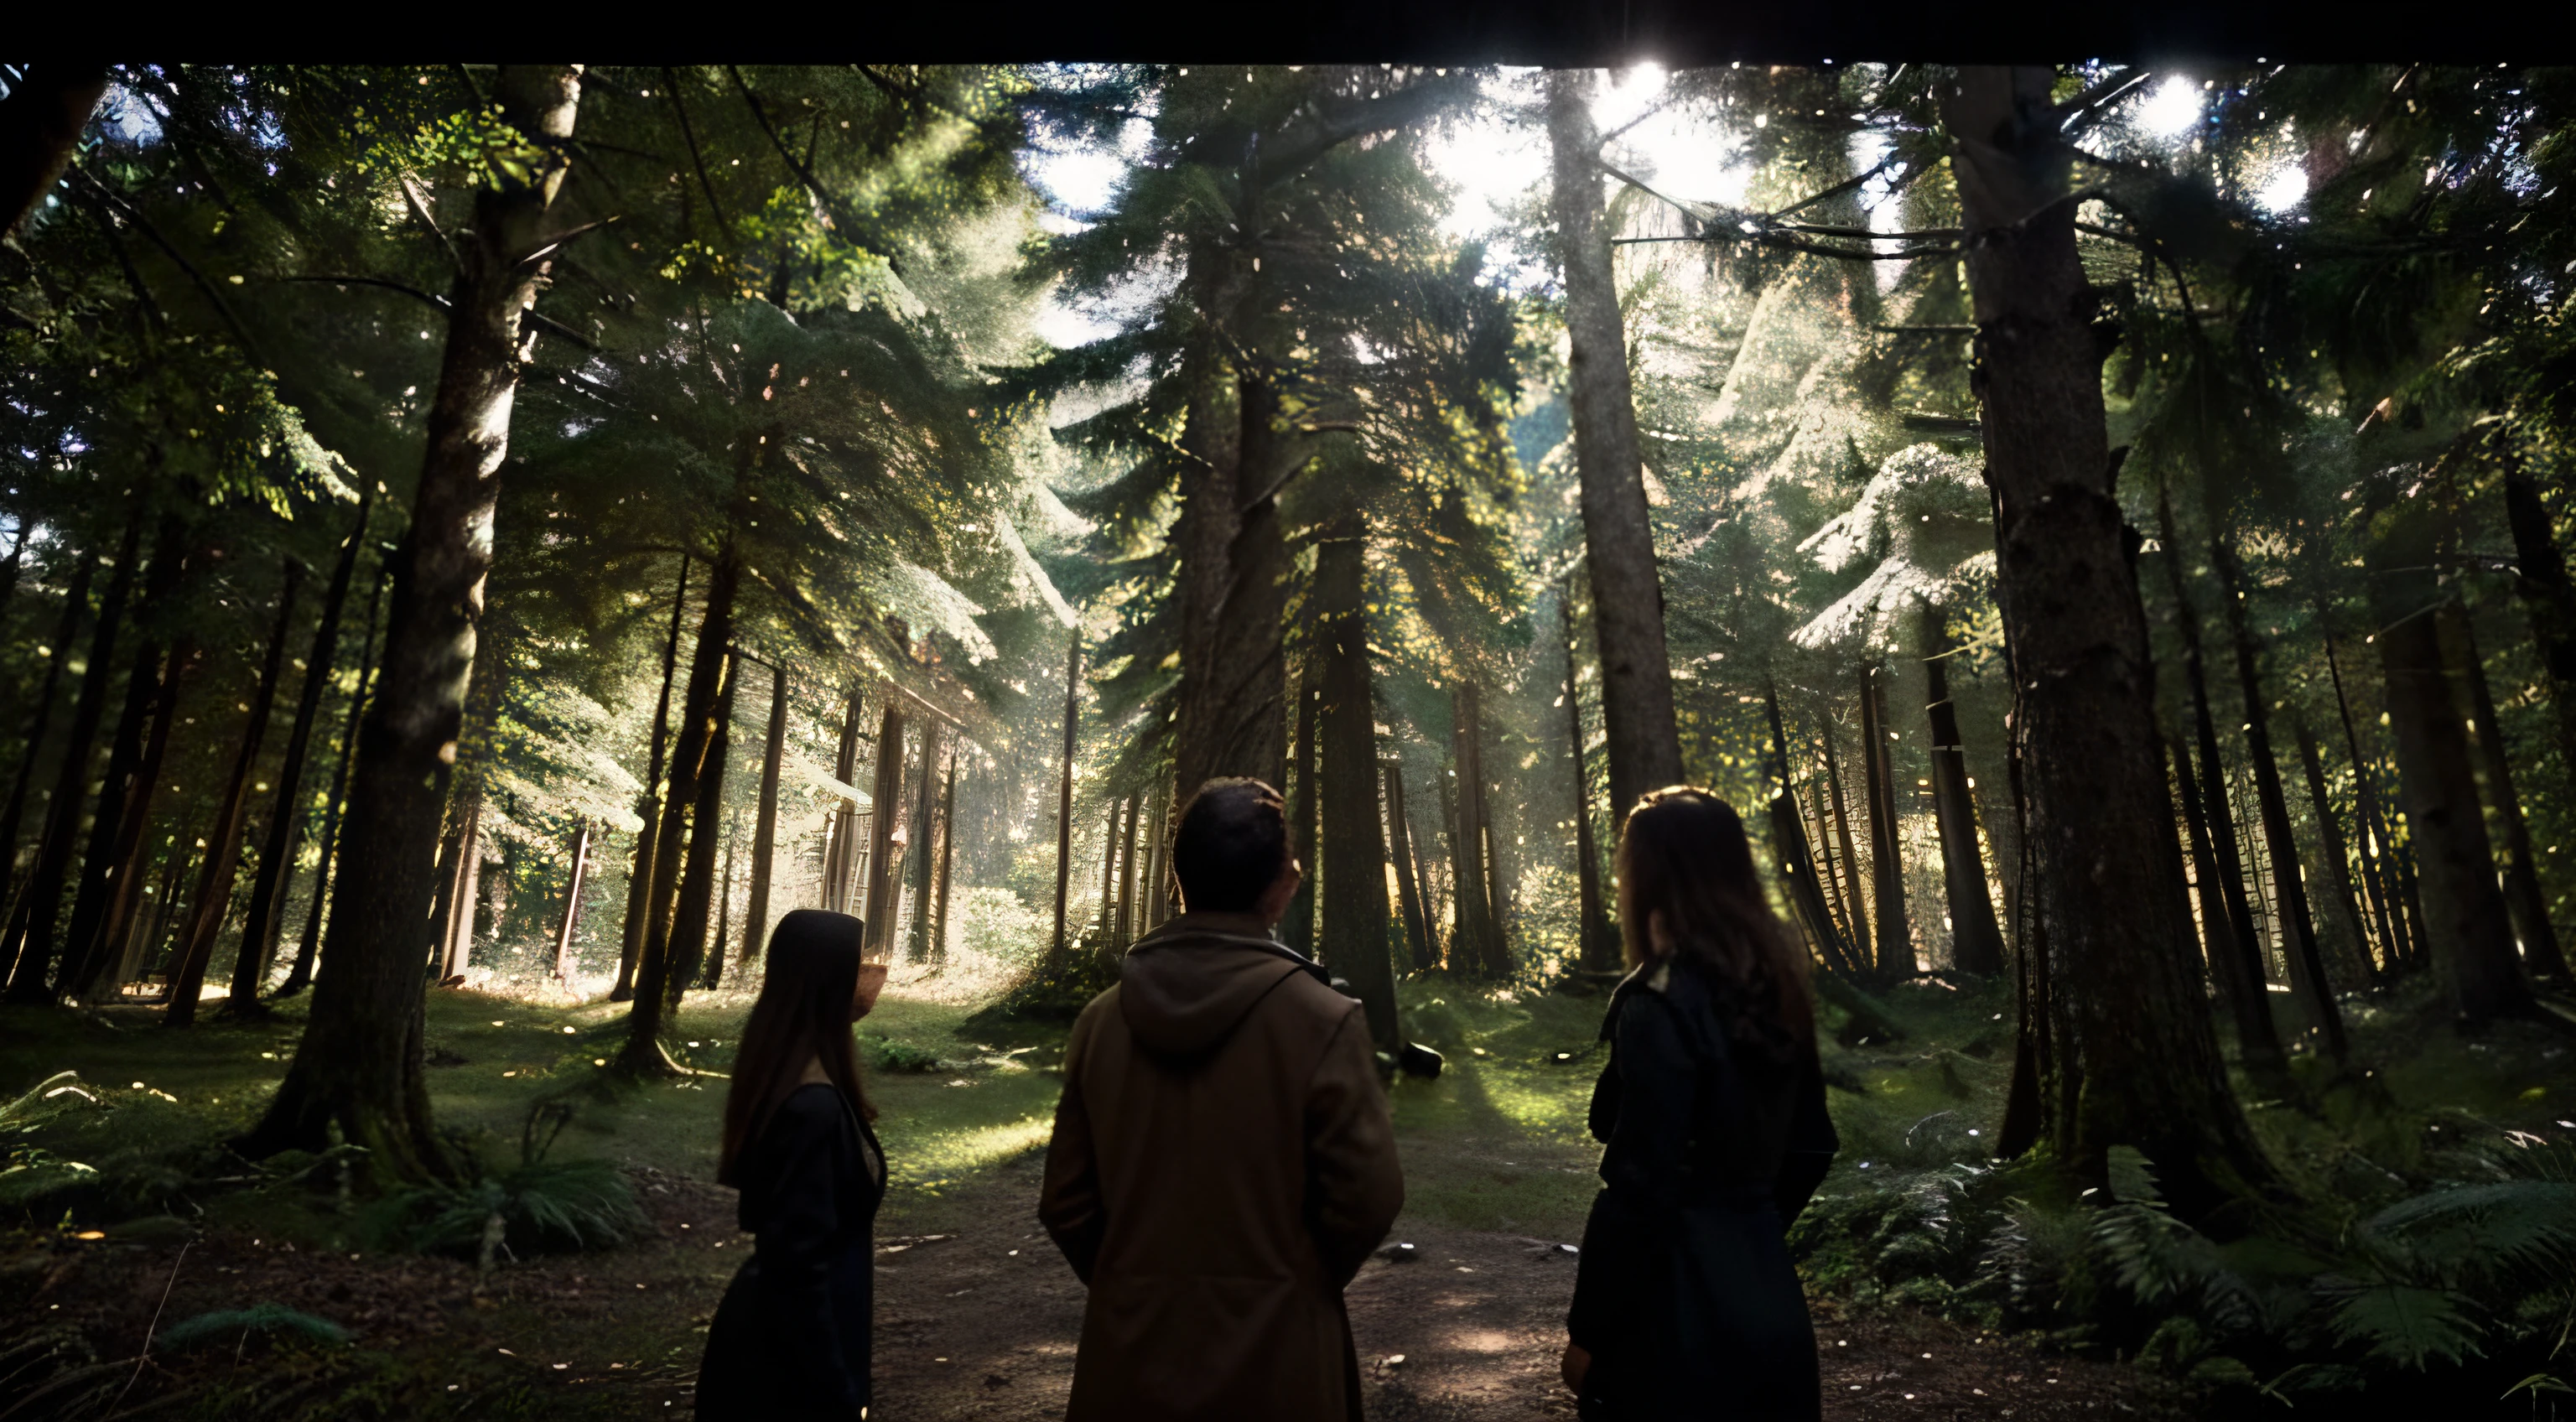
[1317,532,1398,1049]
[1446,680,1507,976]
[1944,66,2269,1212]
[1920,602,2005,975]
[1545,69,1684,816]
[741,662,787,967]
[623,555,737,1068]
[239,67,582,1180]
[614,557,690,1000]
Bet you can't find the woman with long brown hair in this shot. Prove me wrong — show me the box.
[1560,788,1840,1420]
[698,910,888,1421]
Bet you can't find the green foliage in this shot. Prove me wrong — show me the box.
[861,1030,943,1073]
[157,1303,353,1352]
[365,1155,649,1263]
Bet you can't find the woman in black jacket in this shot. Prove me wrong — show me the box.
[699,910,888,1421]
[1561,788,1841,1421]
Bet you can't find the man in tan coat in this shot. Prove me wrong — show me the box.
[1041,777,1405,1420]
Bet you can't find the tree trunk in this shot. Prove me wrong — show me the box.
[1145,781,1173,930]
[1805,775,1857,955]
[1172,353,1289,800]
[621,553,738,1071]
[1767,682,1856,978]
[1561,589,1617,970]
[1096,797,1122,941]
[1920,601,2006,975]
[227,495,371,1013]
[2210,539,2345,1057]
[0,66,107,238]
[1820,714,1872,959]
[1941,66,2271,1212]
[54,521,187,999]
[742,662,787,967]
[2442,603,2575,985]
[2369,496,2537,1024]
[4,513,141,1002]
[1448,680,1508,976]
[2326,630,2415,975]
[1047,635,1080,968]
[1282,651,1320,955]
[277,567,387,1000]
[1545,70,1685,817]
[1384,760,1433,973]
[164,560,305,1025]
[822,686,863,912]
[1114,786,1138,951]
[1318,532,1398,1049]
[931,751,958,966]
[2170,732,2239,1010]
[2156,485,2283,1071]
[614,555,691,1002]
[862,696,906,958]
[704,811,737,989]
[239,67,580,1180]
[75,637,197,1004]
[2503,461,2576,808]
[663,649,738,1009]
[434,794,485,982]
[905,715,947,963]
[0,553,93,902]
[553,822,591,989]
[2293,718,2376,992]
[1857,663,1909,979]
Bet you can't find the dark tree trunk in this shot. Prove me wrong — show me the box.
[1942,66,2272,1212]
[2169,729,2236,999]
[1114,786,1138,951]
[862,696,906,958]
[75,637,196,1004]
[165,560,305,1025]
[238,67,581,1182]
[2441,603,2575,985]
[1805,776,1857,954]
[2156,485,2284,1071]
[2210,537,2345,1057]
[1317,532,1398,1049]
[228,497,371,1012]
[5,514,141,1002]
[930,751,958,966]
[1561,589,1617,970]
[278,568,387,1000]
[2369,498,2537,1024]
[1047,636,1080,968]
[1857,664,1909,979]
[668,656,739,1004]
[434,792,485,981]
[1145,781,1173,929]
[1096,798,1122,940]
[1920,601,2006,975]
[2326,630,2416,975]
[742,662,787,966]
[614,556,691,1001]
[1767,682,1856,978]
[1820,714,1872,958]
[1384,760,1433,973]
[53,521,186,999]
[704,811,737,990]
[553,822,591,989]
[622,556,738,1070]
[2293,718,2376,992]
[1282,651,1320,955]
[2503,462,2576,806]
[1545,71,1684,816]
[0,554,93,902]
[1448,680,1508,976]
[905,715,947,963]
[0,66,106,238]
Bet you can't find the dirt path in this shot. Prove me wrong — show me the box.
[5,1147,2182,1420]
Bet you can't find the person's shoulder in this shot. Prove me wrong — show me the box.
[1266,966,1364,1031]
[1071,983,1123,1034]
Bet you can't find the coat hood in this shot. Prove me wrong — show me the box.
[1117,911,1330,1058]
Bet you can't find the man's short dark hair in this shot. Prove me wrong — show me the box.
[1171,777,1289,913]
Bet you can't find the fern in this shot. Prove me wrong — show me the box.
[2319,1281,2486,1368]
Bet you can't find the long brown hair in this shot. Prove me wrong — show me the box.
[1614,786,1817,1061]
[718,910,874,1187]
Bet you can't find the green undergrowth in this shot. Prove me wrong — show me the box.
[1787,973,2576,1414]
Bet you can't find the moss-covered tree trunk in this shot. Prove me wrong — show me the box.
[238,67,581,1181]
[1943,65,2272,1212]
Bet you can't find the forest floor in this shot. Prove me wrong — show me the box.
[19,964,2506,1420]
